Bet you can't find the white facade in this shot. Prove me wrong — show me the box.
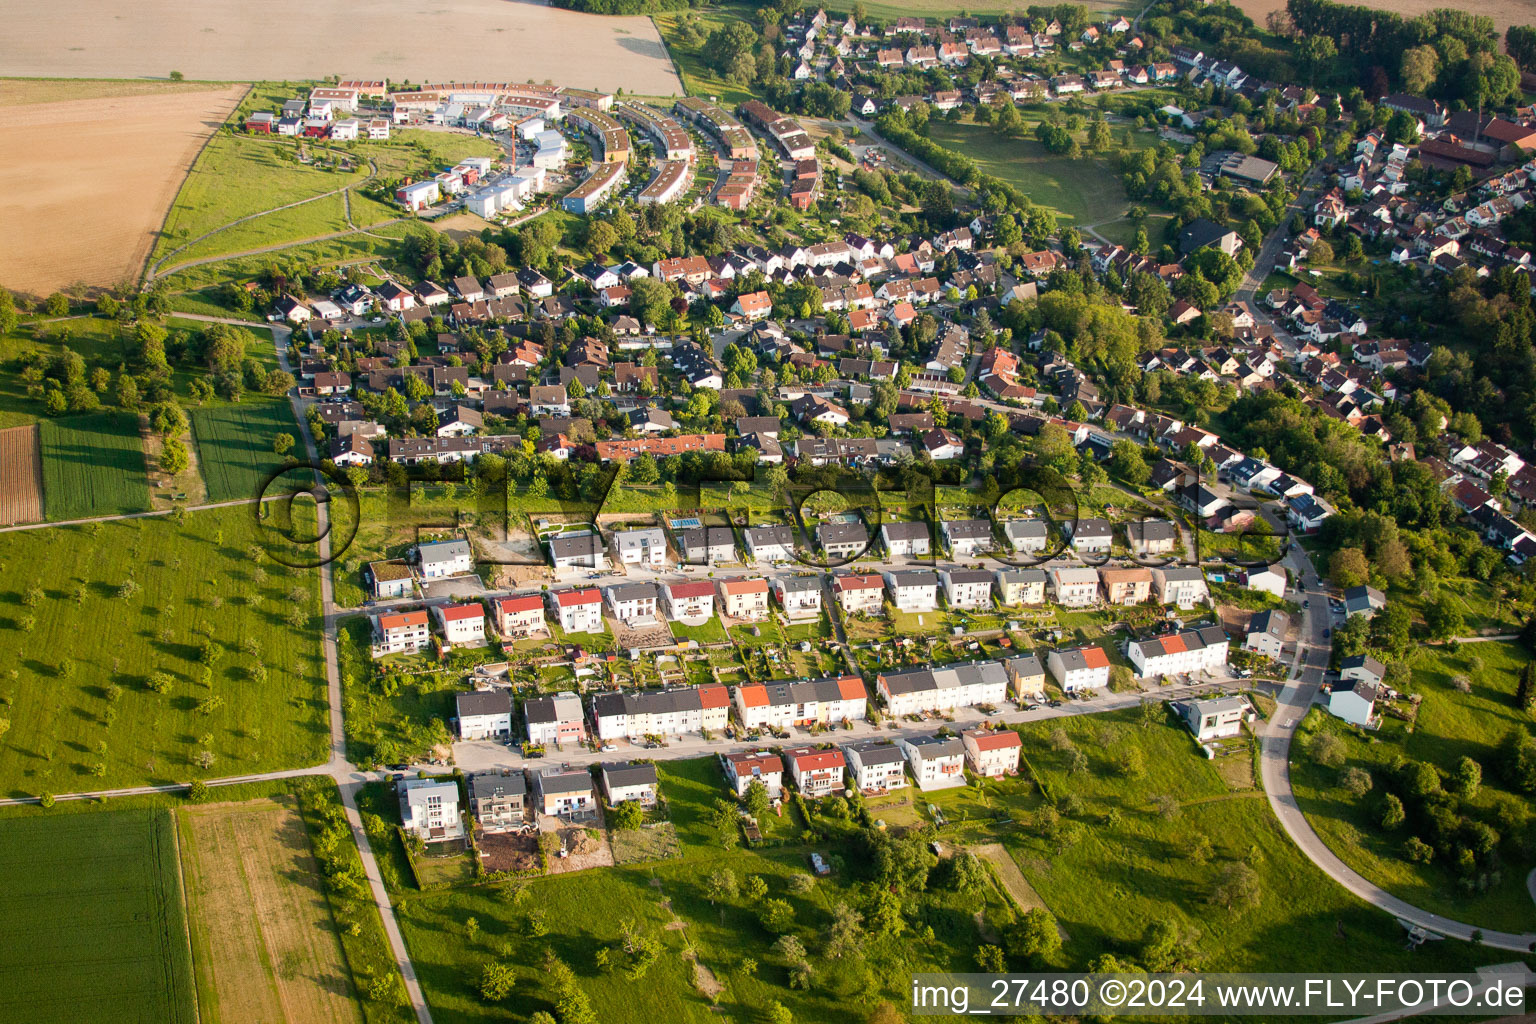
[898,735,967,791]
[434,604,486,647]
[884,571,939,612]
[610,527,668,567]
[941,569,994,610]
[1046,646,1111,693]
[1050,566,1101,607]
[549,589,605,633]
[399,779,464,840]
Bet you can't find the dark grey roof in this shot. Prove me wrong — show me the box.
[1341,653,1386,677]
[882,521,929,541]
[602,762,659,788]
[550,533,604,559]
[818,522,869,546]
[1007,653,1044,676]
[880,668,935,695]
[1126,519,1177,542]
[886,570,939,588]
[535,769,593,795]
[608,582,660,603]
[776,575,820,593]
[1248,609,1289,639]
[1068,517,1112,539]
[682,527,735,553]
[944,569,994,585]
[844,739,905,765]
[746,525,794,547]
[456,690,512,718]
[905,734,964,758]
[471,771,527,798]
[592,687,702,717]
[943,519,993,540]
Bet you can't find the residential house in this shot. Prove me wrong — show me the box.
[606,582,661,625]
[881,521,932,557]
[1152,566,1209,608]
[548,588,605,634]
[680,527,736,565]
[898,735,967,791]
[435,602,487,647]
[531,767,596,819]
[745,525,796,564]
[1065,517,1113,554]
[456,690,513,740]
[1127,625,1229,679]
[399,778,464,840]
[419,539,473,579]
[842,739,908,792]
[1099,567,1153,605]
[771,576,823,620]
[722,750,784,798]
[372,609,431,657]
[1342,584,1386,618]
[1328,677,1379,727]
[940,568,994,610]
[878,661,1008,715]
[1125,519,1178,556]
[550,533,608,570]
[367,560,413,600]
[719,577,771,621]
[1244,609,1289,658]
[833,572,886,615]
[962,728,1021,777]
[818,522,870,560]
[1005,653,1047,700]
[884,569,940,612]
[1049,566,1100,607]
[493,595,546,639]
[783,746,846,796]
[610,527,669,568]
[663,581,717,623]
[1172,695,1249,741]
[469,772,527,832]
[1046,645,1111,692]
[601,762,659,805]
[523,691,587,745]
[996,568,1047,606]
[941,519,994,557]
[1340,653,1386,688]
[1004,519,1050,554]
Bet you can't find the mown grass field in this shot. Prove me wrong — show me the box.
[178,796,364,1024]
[0,317,136,427]
[38,410,151,520]
[0,505,327,795]
[1291,640,1536,932]
[190,399,303,503]
[0,807,196,1024]
[926,120,1130,226]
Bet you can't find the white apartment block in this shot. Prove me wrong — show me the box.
[884,570,939,612]
[1050,566,1101,606]
[609,527,668,568]
[941,568,994,610]
[878,661,1008,716]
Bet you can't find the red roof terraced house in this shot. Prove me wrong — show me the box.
[783,745,847,796]
[962,728,1021,777]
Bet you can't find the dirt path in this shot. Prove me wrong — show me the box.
[971,842,1070,939]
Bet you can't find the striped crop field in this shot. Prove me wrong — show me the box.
[190,399,302,503]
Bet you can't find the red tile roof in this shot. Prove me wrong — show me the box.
[1080,646,1109,669]
[720,577,769,594]
[379,610,429,629]
[667,581,718,599]
[554,588,602,607]
[966,729,1021,751]
[438,603,484,621]
[496,595,544,614]
[697,683,730,709]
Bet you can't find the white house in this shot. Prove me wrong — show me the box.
[898,735,967,791]
[399,778,464,841]
[833,573,886,615]
[745,525,796,563]
[878,661,1008,716]
[418,539,473,579]
[962,728,1021,778]
[884,570,940,612]
[1340,653,1386,688]
[772,576,823,619]
[941,519,994,557]
[663,581,717,623]
[722,750,784,798]
[494,595,546,639]
[434,602,486,647]
[783,746,846,796]
[1127,625,1229,679]
[1152,566,1209,609]
[841,739,908,792]
[609,527,668,568]
[456,689,513,741]
[367,560,413,600]
[1243,609,1289,659]
[719,577,771,620]
[1173,695,1249,741]
[531,768,596,819]
[1065,517,1113,554]
[548,588,605,633]
[1045,645,1111,693]
[606,583,661,625]
[941,568,994,610]
[601,762,659,805]
[881,521,931,557]
[372,609,432,657]
[1328,678,1379,727]
[1005,519,1050,554]
[550,533,607,570]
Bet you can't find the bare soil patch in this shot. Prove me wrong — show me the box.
[0,425,43,524]
[178,797,363,1024]
[478,831,540,873]
[1233,0,1536,36]
[0,85,245,297]
[5,0,681,95]
[540,813,615,874]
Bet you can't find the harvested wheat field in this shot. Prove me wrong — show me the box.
[177,798,364,1024]
[0,84,245,298]
[0,425,44,524]
[5,0,681,95]
[1234,0,1536,35]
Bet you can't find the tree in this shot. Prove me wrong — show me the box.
[478,961,516,1002]
[976,944,1008,972]
[1400,45,1440,94]
[744,778,771,820]
[272,432,295,456]
[1453,756,1482,798]
[1516,663,1535,713]
[944,850,989,893]
[758,898,794,933]
[1340,767,1373,797]
[1210,862,1261,911]
[1308,732,1346,769]
[1328,547,1369,588]
[43,292,69,317]
[765,1001,794,1024]
[1308,238,1334,266]
[1380,792,1406,829]
[0,288,17,335]
[1424,597,1465,641]
[159,438,190,476]
[586,220,619,257]
[705,867,738,903]
[1008,907,1061,964]
[610,799,644,830]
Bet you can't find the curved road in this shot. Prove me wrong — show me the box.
[1261,544,1536,952]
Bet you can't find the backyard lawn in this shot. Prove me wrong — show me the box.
[337,616,459,767]
[0,505,327,795]
[1290,640,1536,932]
[38,411,152,520]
